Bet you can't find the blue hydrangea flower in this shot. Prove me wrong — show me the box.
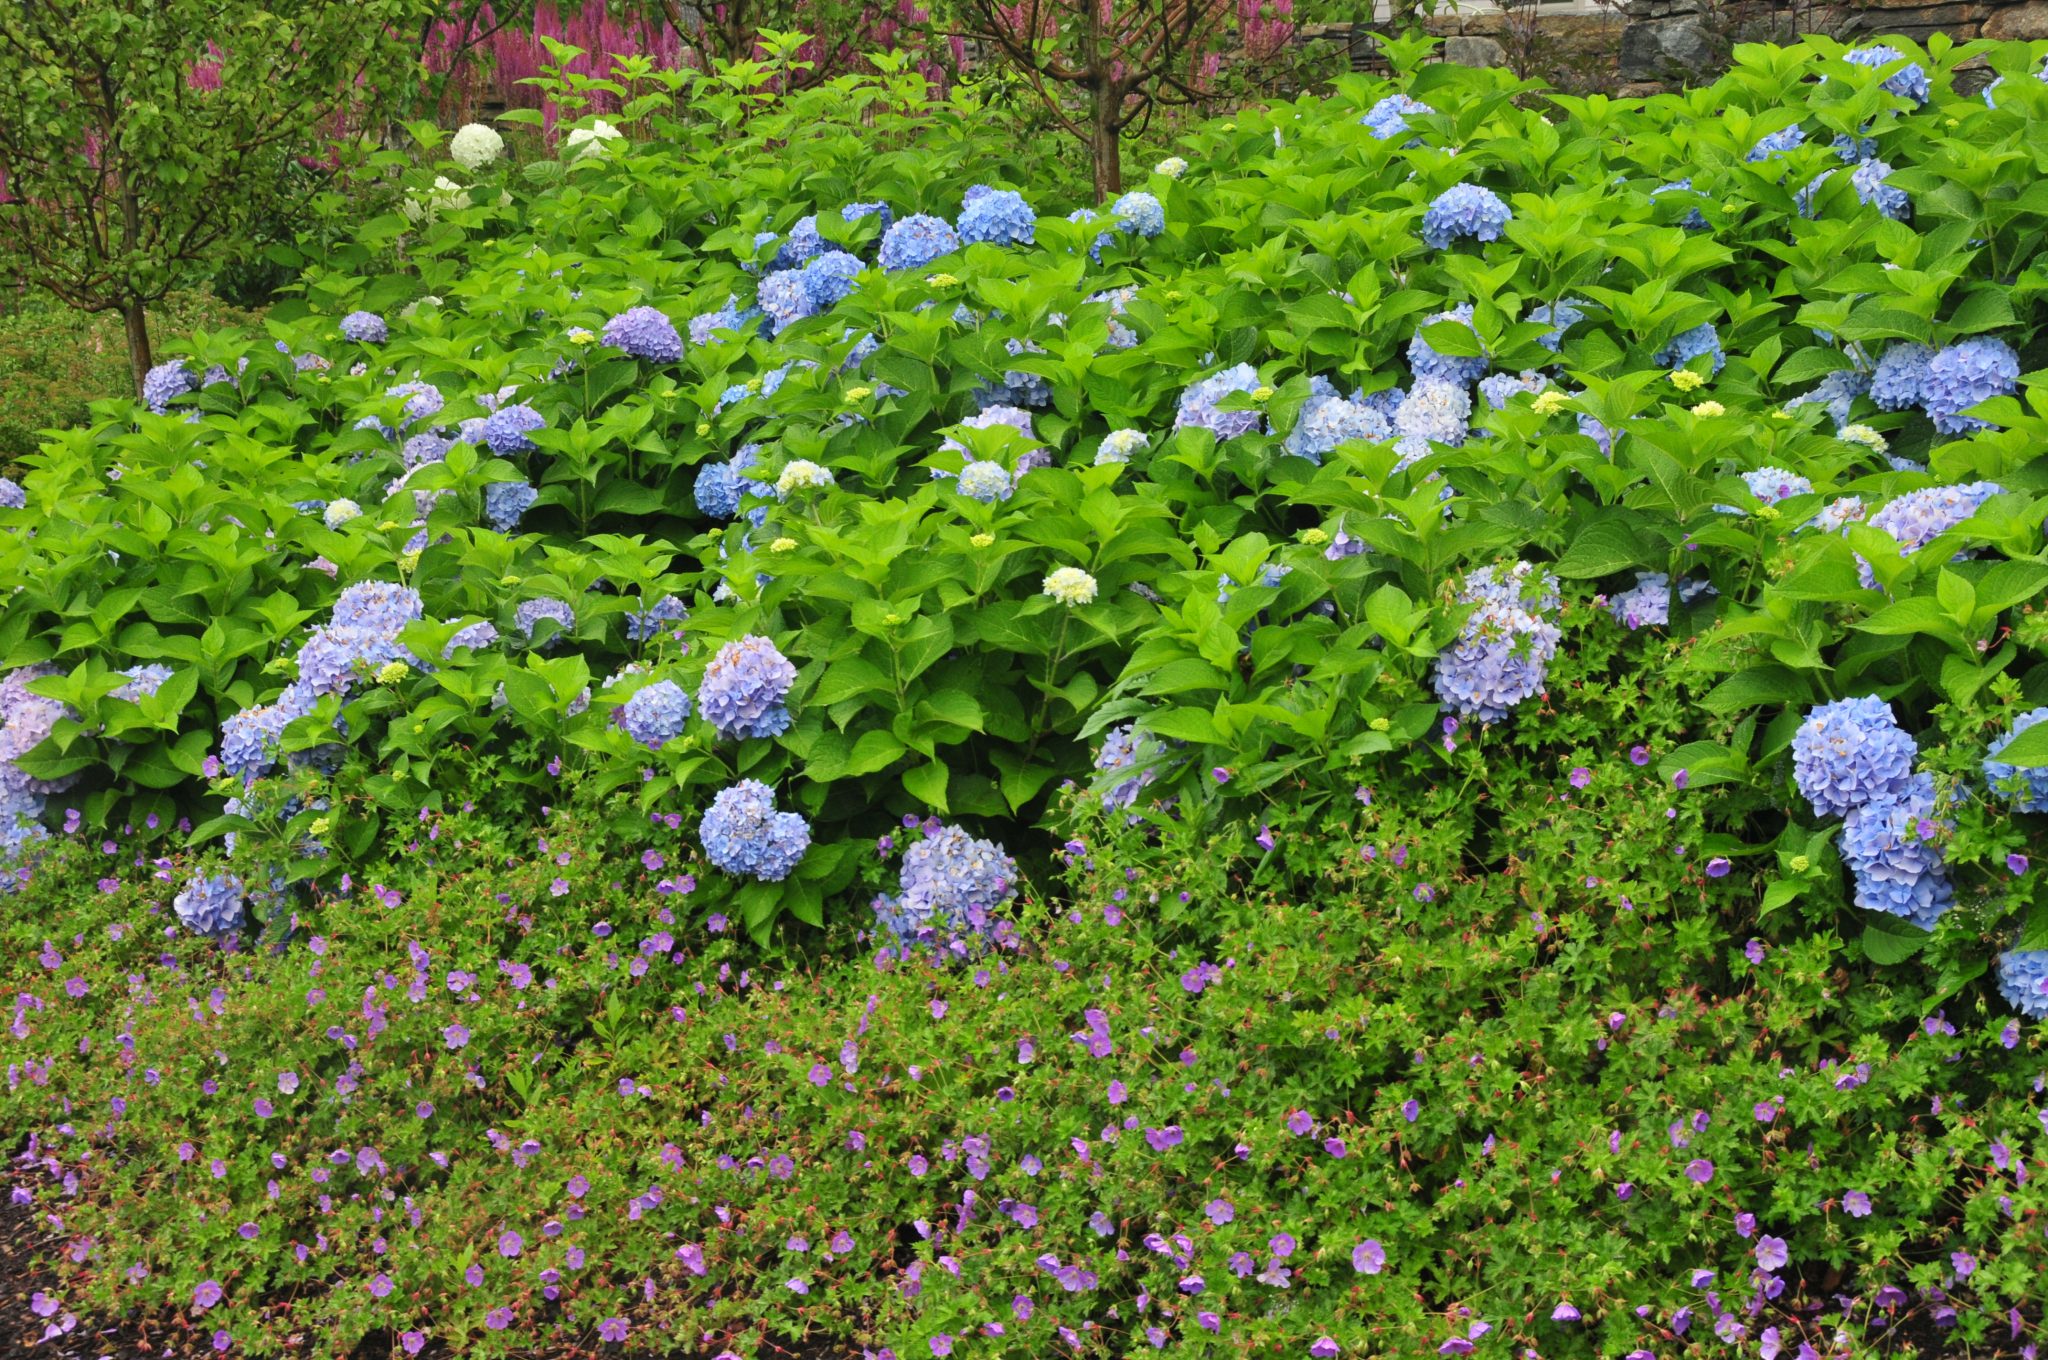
[443,620,499,656]
[1433,563,1561,722]
[484,481,539,532]
[1607,572,1671,629]
[878,214,960,272]
[1859,481,2005,585]
[1068,208,1114,262]
[515,597,576,648]
[1393,377,1472,447]
[1650,180,1709,231]
[955,461,1013,503]
[619,680,691,750]
[483,403,546,455]
[1477,371,1548,411]
[1097,724,1172,813]
[699,635,797,741]
[1096,429,1150,464]
[1982,707,2048,812]
[1174,364,1264,439]
[0,478,22,510]
[689,296,753,345]
[340,311,388,343]
[1409,304,1489,386]
[1995,949,2048,1019]
[0,668,77,798]
[781,215,827,266]
[1870,343,1932,410]
[802,251,864,310]
[1841,773,1952,929]
[1746,126,1806,162]
[1844,44,1930,104]
[1530,299,1586,353]
[1717,466,1813,512]
[1850,159,1910,221]
[700,779,810,881]
[875,823,1019,942]
[174,873,245,936]
[296,623,411,697]
[1656,323,1724,375]
[758,270,817,333]
[113,664,174,701]
[1112,192,1165,239]
[973,338,1052,409]
[218,682,318,783]
[959,188,1036,246]
[1287,391,1391,463]
[603,306,684,362]
[403,432,451,468]
[1830,133,1879,163]
[1420,184,1511,250]
[1786,369,1870,425]
[842,201,892,229]
[1361,93,1433,140]
[142,361,198,415]
[1922,338,2019,434]
[626,595,688,644]
[1791,696,1917,818]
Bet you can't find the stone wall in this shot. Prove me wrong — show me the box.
[1619,0,2048,85]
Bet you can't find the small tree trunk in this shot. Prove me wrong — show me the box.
[1090,79,1123,201]
[121,298,153,397]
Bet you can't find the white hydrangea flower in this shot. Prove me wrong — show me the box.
[775,459,836,497]
[323,499,362,529]
[1043,566,1099,606]
[1154,156,1188,179]
[448,123,504,171]
[564,120,623,159]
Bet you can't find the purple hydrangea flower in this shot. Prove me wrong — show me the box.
[1408,304,1489,386]
[619,680,691,750]
[873,823,1017,942]
[879,214,960,272]
[173,874,244,936]
[340,311,388,343]
[1174,364,1264,439]
[1994,949,2048,1018]
[1983,707,2048,811]
[482,403,546,455]
[1421,183,1511,249]
[1841,772,1952,928]
[603,306,684,362]
[700,779,810,881]
[1792,696,1917,818]
[1922,339,2019,435]
[515,597,576,648]
[698,636,796,741]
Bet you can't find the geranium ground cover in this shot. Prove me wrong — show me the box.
[6,28,2048,1360]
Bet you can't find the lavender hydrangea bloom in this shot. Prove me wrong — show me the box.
[1746,126,1806,162]
[384,381,444,428]
[113,664,174,702]
[296,623,411,697]
[484,481,540,532]
[876,823,1019,941]
[1433,563,1561,722]
[1098,724,1171,813]
[942,405,1040,461]
[689,296,752,345]
[1477,371,1548,411]
[842,201,892,229]
[955,461,1014,503]
[1409,304,1489,386]
[1420,184,1511,250]
[700,780,810,881]
[603,306,684,362]
[619,680,692,750]
[1995,949,2048,1018]
[443,621,499,656]
[1287,392,1391,463]
[218,683,317,783]
[1844,44,1930,104]
[1394,377,1472,447]
[340,311,388,343]
[626,595,688,644]
[1361,93,1433,140]
[758,270,817,332]
[0,478,22,510]
[174,873,245,936]
[515,598,576,648]
[1656,323,1724,375]
[802,252,864,310]
[1607,572,1671,629]
[1922,339,2019,435]
[1096,429,1150,465]
[781,215,827,266]
[482,404,546,455]
[1111,191,1165,239]
[699,636,797,740]
[403,432,451,468]
[1175,364,1264,439]
[1841,773,1952,929]
[1982,707,2048,812]
[1869,343,1933,411]
[1850,159,1911,221]
[1858,482,2004,586]
[959,188,1036,245]
[0,673,77,798]
[142,361,199,415]
[1791,696,1917,818]
[1786,369,1870,425]
[1716,466,1813,514]
[878,214,960,272]
[1530,299,1586,353]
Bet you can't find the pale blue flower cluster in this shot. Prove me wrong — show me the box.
[626,595,688,644]
[1096,429,1149,465]
[1982,707,2048,812]
[1791,696,1917,819]
[1421,184,1511,249]
[1655,323,1724,375]
[875,823,1018,942]
[1477,371,1548,411]
[1922,338,2020,434]
[1409,305,1489,386]
[1112,191,1165,238]
[1650,180,1709,231]
[1097,724,1170,813]
[1868,342,1932,410]
[1785,369,1870,425]
[114,664,173,701]
[484,481,540,532]
[444,621,499,655]
[959,188,1036,246]
[1361,93,1433,140]
[1995,949,2048,1019]
[483,403,546,454]
[1716,467,1813,514]
[1432,562,1562,722]
[619,680,691,750]
[842,201,892,229]
[174,873,246,936]
[1607,572,1671,630]
[698,635,796,740]
[1530,299,1586,352]
[879,214,961,272]
[0,668,78,858]
[0,478,22,510]
[689,295,761,345]
[942,404,1040,461]
[1287,385,1391,463]
[603,306,684,361]
[758,270,815,332]
[1850,159,1910,221]
[143,361,199,415]
[1746,126,1806,162]
[515,597,576,648]
[1841,772,1952,928]
[802,252,864,311]
[1174,364,1264,439]
[340,311,389,343]
[1858,481,2004,586]
[700,779,810,881]
[956,461,1014,503]
[695,444,762,519]
[1394,377,1472,448]
[1844,44,1930,104]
